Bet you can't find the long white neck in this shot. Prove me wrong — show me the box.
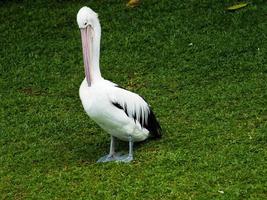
[89,17,102,83]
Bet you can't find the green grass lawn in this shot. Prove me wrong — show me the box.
[1,0,266,199]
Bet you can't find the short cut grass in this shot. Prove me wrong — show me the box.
[0,0,266,199]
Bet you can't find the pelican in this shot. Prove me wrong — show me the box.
[77,6,162,162]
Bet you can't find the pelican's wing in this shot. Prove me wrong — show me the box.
[107,85,162,138]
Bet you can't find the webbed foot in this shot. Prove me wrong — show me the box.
[115,154,133,163]
[97,152,122,163]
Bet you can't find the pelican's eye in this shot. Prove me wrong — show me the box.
[84,22,88,26]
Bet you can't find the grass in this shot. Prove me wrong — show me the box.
[0,0,266,199]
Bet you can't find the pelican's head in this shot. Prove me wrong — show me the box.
[77,6,98,29]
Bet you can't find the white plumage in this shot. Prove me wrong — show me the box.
[77,6,161,162]
[79,78,150,142]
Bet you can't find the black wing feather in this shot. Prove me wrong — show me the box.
[143,108,162,138]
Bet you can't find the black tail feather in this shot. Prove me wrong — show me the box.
[144,108,162,139]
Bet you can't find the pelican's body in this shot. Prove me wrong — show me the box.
[80,78,150,142]
[77,6,161,162]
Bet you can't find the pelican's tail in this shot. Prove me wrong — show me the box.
[145,108,162,139]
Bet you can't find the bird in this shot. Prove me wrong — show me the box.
[77,6,162,163]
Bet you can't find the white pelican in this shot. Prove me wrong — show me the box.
[77,6,162,162]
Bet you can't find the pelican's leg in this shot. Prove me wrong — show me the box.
[116,135,134,163]
[97,136,120,162]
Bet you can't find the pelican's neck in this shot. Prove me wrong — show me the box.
[87,18,102,84]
